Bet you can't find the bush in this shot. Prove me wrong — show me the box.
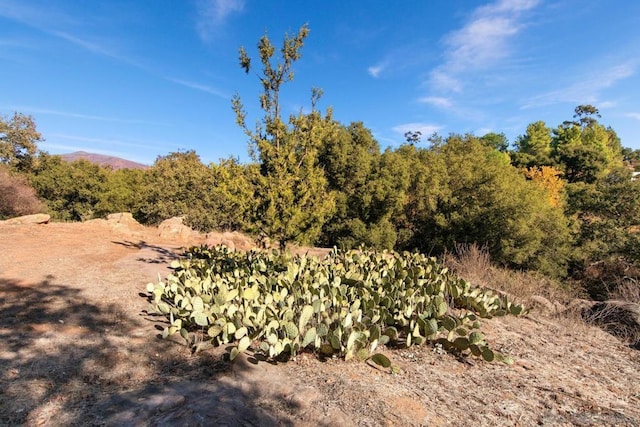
[0,165,42,219]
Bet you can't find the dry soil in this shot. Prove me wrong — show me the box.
[1,220,639,426]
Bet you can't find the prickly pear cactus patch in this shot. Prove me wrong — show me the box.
[147,246,525,365]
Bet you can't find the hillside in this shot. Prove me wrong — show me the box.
[60,151,149,170]
[0,218,639,426]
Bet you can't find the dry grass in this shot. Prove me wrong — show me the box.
[609,278,640,304]
[582,300,640,348]
[443,243,580,306]
[0,165,43,219]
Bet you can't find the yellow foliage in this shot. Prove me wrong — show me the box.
[525,166,564,208]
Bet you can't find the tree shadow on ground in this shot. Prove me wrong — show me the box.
[0,277,301,426]
[112,240,185,264]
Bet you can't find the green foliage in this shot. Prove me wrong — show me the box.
[0,112,42,173]
[97,168,145,215]
[137,151,253,232]
[388,144,449,250]
[397,135,571,277]
[512,121,553,167]
[137,150,212,226]
[318,122,403,250]
[29,154,113,221]
[567,168,640,297]
[148,246,524,365]
[480,132,509,152]
[203,158,256,232]
[233,25,335,248]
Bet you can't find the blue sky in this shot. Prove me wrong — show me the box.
[1,0,639,165]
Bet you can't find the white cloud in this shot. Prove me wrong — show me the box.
[164,77,229,99]
[429,70,463,93]
[418,96,453,109]
[196,0,245,41]
[428,0,539,93]
[626,113,640,121]
[367,64,385,78]
[392,122,442,137]
[523,62,636,108]
[598,101,616,109]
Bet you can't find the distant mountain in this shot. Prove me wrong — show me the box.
[60,151,149,170]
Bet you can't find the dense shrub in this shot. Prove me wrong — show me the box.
[0,165,42,219]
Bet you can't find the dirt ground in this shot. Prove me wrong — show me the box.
[1,219,639,426]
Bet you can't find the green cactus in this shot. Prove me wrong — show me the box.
[147,245,524,364]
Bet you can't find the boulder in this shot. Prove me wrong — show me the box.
[107,212,138,225]
[1,213,50,225]
[205,231,255,251]
[158,217,197,241]
[106,212,145,232]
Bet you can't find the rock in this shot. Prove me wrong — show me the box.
[107,212,138,225]
[106,212,145,233]
[158,216,197,241]
[529,295,556,313]
[1,213,50,225]
[205,231,255,251]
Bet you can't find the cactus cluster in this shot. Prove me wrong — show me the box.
[147,246,525,365]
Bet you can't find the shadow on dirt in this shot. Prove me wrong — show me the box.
[0,277,300,426]
[113,240,185,264]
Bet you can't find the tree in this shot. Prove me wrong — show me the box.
[404,130,422,145]
[0,112,42,172]
[480,132,509,152]
[512,121,553,167]
[232,24,334,249]
[317,121,403,249]
[572,104,601,128]
[524,166,565,208]
[391,143,449,251]
[567,167,640,299]
[417,134,571,277]
[97,167,146,217]
[200,157,255,232]
[136,151,213,228]
[29,154,111,221]
[551,105,622,183]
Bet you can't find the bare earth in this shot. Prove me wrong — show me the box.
[1,220,639,426]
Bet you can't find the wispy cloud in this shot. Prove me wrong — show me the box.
[429,0,540,93]
[418,96,454,109]
[48,133,173,151]
[0,0,76,28]
[195,0,245,41]
[51,30,149,70]
[523,62,636,108]
[164,77,229,99]
[0,2,228,100]
[0,1,147,69]
[367,64,384,78]
[4,105,167,126]
[626,113,640,121]
[392,122,442,137]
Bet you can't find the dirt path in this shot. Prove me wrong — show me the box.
[1,220,639,426]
